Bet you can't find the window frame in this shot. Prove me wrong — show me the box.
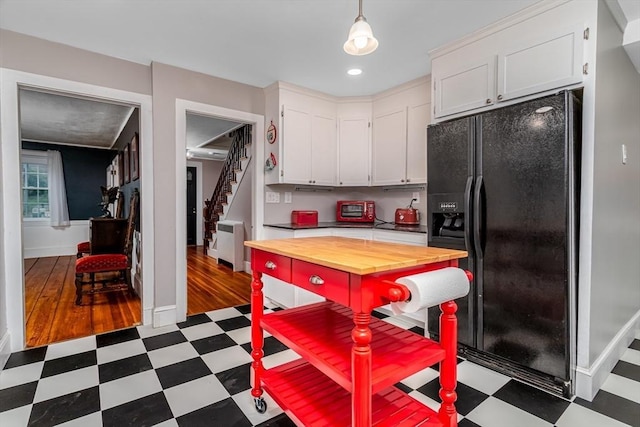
[21,149,50,222]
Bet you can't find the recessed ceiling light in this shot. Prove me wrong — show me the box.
[347,68,363,76]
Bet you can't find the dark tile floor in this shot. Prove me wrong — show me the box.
[1,304,638,426]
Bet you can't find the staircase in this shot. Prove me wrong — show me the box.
[203,125,252,256]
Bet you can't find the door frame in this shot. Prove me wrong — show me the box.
[0,68,155,351]
[175,99,264,322]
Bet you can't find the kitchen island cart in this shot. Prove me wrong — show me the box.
[245,236,468,426]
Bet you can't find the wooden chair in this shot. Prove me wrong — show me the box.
[74,189,139,305]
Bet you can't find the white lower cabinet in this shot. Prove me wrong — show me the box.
[262,227,427,322]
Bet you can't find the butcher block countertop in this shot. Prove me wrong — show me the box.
[245,236,467,275]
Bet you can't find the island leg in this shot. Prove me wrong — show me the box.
[250,270,267,413]
[438,300,458,427]
[352,311,372,427]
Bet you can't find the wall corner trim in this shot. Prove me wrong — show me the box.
[0,330,11,371]
[575,309,640,401]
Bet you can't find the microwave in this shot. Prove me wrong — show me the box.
[336,200,375,223]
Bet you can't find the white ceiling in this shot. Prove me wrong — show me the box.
[0,0,540,97]
[4,0,638,153]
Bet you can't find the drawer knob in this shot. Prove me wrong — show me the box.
[309,275,324,285]
[265,261,276,270]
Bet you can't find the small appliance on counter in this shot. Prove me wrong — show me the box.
[291,210,318,226]
[395,198,420,225]
[336,200,375,223]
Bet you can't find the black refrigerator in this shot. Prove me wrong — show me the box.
[426,90,580,397]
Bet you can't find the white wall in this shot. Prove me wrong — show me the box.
[583,0,640,379]
[0,128,8,368]
[0,31,155,349]
[22,221,89,258]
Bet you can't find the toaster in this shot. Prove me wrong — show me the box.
[291,210,318,226]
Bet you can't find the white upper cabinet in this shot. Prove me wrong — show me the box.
[372,77,430,186]
[372,107,407,185]
[282,105,312,184]
[496,25,584,102]
[338,115,370,186]
[265,82,338,186]
[282,104,337,185]
[433,56,496,118]
[406,101,430,184]
[431,12,586,121]
[310,113,337,186]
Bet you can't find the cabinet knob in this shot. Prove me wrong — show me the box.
[308,180,312,184]
[309,275,324,285]
[401,179,405,183]
[406,179,410,182]
[340,181,343,185]
[497,94,503,101]
[265,261,276,270]
[486,98,492,104]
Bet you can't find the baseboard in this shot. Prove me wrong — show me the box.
[244,260,251,274]
[24,245,76,258]
[0,330,11,371]
[142,307,153,326]
[575,309,640,401]
[153,305,177,328]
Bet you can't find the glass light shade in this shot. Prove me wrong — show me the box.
[343,17,378,56]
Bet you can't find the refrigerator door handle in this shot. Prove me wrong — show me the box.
[474,175,484,258]
[464,176,473,252]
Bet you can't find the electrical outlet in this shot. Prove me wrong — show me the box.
[284,192,292,203]
[266,191,280,203]
[412,192,420,204]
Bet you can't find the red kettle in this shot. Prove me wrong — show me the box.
[395,198,420,225]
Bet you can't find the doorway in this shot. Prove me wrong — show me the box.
[19,89,142,347]
[0,69,154,351]
[175,99,265,322]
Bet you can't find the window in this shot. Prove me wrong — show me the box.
[21,150,50,219]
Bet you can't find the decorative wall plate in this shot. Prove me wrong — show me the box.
[266,120,277,144]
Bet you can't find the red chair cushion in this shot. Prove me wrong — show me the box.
[76,254,128,273]
[77,241,90,252]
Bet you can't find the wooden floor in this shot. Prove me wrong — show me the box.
[24,246,251,347]
[186,246,251,315]
[24,256,141,348]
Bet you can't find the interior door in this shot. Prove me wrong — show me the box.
[186,166,197,246]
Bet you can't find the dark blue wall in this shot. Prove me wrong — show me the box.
[22,141,115,220]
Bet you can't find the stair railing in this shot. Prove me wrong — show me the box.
[203,125,251,252]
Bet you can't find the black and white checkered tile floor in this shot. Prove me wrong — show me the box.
[1,303,639,427]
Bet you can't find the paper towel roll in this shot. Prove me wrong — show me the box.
[390,267,470,315]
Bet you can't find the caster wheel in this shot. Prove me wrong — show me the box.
[254,397,267,414]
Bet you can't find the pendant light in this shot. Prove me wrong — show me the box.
[343,0,378,56]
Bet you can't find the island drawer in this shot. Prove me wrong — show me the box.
[253,250,292,283]
[292,260,349,306]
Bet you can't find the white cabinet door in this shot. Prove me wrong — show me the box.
[338,116,370,186]
[372,229,427,246]
[282,105,312,184]
[372,107,407,185]
[433,56,496,118]
[497,25,584,102]
[311,114,337,186]
[332,228,373,240]
[406,102,429,184]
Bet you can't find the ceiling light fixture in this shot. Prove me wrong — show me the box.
[347,68,363,76]
[343,0,378,56]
